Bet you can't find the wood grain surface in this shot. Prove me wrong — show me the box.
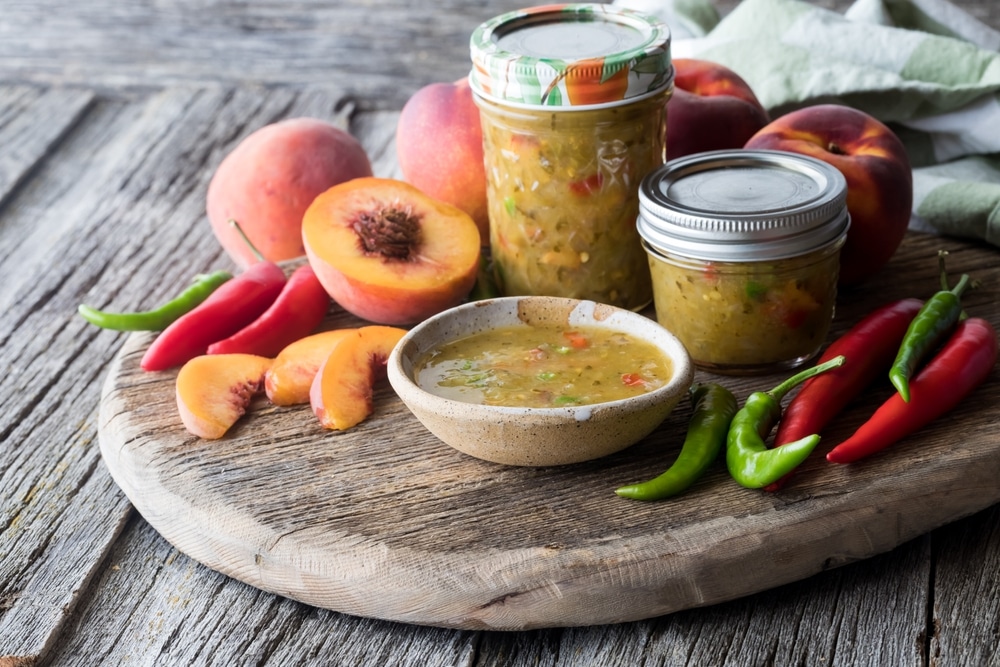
[97,233,1000,630]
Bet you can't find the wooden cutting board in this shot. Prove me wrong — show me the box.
[98,232,1000,631]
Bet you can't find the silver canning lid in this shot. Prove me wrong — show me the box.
[637,149,850,261]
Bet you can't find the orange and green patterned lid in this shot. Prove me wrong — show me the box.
[469,3,673,109]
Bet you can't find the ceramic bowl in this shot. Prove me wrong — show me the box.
[387,296,694,467]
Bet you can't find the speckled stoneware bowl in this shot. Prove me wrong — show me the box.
[387,296,694,467]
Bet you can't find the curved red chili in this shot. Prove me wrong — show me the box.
[140,260,287,371]
[827,317,998,464]
[206,264,331,357]
[764,298,924,491]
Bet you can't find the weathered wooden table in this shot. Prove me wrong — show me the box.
[3,1,999,665]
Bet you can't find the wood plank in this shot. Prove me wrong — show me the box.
[0,0,536,111]
[471,533,928,666]
[0,85,96,311]
[43,513,479,666]
[929,505,1000,664]
[95,230,1000,631]
[1,0,994,116]
[0,86,94,201]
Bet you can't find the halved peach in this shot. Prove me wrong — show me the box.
[264,329,354,406]
[302,177,481,325]
[176,354,272,439]
[309,325,407,430]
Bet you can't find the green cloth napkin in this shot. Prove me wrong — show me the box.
[616,0,1000,247]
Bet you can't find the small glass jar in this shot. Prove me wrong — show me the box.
[469,4,673,310]
[637,149,851,375]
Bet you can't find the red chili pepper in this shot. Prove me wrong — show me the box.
[756,280,821,331]
[703,262,720,285]
[567,172,603,196]
[621,373,646,387]
[140,260,287,371]
[563,330,590,349]
[764,298,924,491]
[206,264,330,358]
[826,317,997,464]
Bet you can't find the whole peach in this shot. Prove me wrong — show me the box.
[667,59,770,161]
[207,118,373,268]
[396,79,489,242]
[745,104,913,286]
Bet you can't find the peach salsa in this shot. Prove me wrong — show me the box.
[413,324,673,408]
[637,150,850,374]
[469,3,674,310]
[476,100,665,309]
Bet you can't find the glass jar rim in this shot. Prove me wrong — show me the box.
[470,76,672,112]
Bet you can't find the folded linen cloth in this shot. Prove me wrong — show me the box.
[614,0,1000,247]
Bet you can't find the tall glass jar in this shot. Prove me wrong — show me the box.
[637,150,851,375]
[469,4,673,310]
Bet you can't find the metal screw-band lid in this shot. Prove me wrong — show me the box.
[637,149,850,261]
[470,3,673,109]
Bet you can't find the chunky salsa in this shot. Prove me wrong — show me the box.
[476,94,667,310]
[414,324,673,408]
[647,247,840,374]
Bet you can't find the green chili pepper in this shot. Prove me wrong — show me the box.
[503,196,517,217]
[616,383,738,501]
[745,281,768,301]
[77,270,233,331]
[889,251,970,403]
[726,355,846,489]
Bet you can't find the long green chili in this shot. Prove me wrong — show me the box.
[726,355,846,489]
[616,383,737,501]
[889,251,970,402]
[78,270,233,331]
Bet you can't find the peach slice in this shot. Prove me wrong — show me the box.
[264,329,354,406]
[302,177,481,326]
[176,354,272,439]
[309,325,407,430]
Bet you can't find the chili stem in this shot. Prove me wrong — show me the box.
[768,355,846,402]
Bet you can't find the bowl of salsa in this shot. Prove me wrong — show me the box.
[387,296,693,466]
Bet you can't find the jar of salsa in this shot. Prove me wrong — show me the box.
[637,150,851,375]
[469,4,673,310]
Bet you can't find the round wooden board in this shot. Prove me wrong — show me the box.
[98,233,1000,631]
